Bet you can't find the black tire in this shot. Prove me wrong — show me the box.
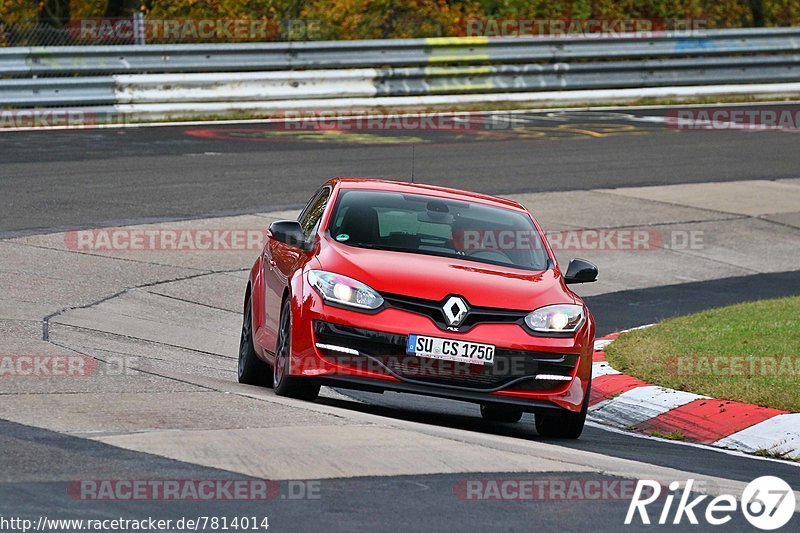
[534,379,591,439]
[273,298,320,401]
[480,404,523,423]
[238,295,273,387]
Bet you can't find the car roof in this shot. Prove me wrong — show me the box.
[325,178,527,212]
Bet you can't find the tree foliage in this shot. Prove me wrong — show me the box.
[2,1,799,39]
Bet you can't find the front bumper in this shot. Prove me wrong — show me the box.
[289,287,593,412]
[314,320,578,391]
[317,375,567,415]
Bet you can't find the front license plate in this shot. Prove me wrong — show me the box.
[406,334,495,366]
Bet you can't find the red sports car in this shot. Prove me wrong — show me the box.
[239,178,598,438]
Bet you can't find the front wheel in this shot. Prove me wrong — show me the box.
[238,295,273,387]
[273,298,320,401]
[534,379,590,439]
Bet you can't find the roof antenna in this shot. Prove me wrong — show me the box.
[410,145,415,183]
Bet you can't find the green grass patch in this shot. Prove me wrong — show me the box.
[648,430,686,441]
[753,448,800,463]
[605,296,800,412]
[753,448,800,462]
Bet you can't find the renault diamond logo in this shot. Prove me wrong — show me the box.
[442,296,469,327]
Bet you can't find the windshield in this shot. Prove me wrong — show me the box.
[327,189,550,271]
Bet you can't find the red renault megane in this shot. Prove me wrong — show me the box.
[239,178,598,438]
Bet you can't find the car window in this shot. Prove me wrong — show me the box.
[298,187,331,238]
[328,190,549,271]
[376,208,453,239]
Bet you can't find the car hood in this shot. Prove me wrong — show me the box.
[316,240,574,311]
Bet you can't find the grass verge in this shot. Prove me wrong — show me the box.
[605,296,800,412]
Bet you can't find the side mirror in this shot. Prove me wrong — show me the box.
[269,220,310,251]
[564,258,598,284]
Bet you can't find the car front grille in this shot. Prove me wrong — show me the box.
[313,320,577,391]
[381,292,528,333]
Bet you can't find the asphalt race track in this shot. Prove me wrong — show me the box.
[2,104,800,532]
[3,104,800,235]
[0,418,763,532]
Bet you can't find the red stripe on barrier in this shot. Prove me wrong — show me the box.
[633,399,787,444]
[589,374,648,406]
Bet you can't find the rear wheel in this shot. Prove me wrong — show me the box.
[238,295,273,387]
[273,298,320,401]
[480,404,523,423]
[534,379,591,439]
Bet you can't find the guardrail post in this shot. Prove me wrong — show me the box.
[133,13,145,46]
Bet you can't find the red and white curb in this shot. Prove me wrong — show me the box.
[590,330,800,461]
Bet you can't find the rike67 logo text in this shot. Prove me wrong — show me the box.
[626,477,796,530]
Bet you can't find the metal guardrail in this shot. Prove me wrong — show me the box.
[380,54,800,95]
[0,77,115,106]
[2,28,800,118]
[3,28,800,77]
[108,54,800,105]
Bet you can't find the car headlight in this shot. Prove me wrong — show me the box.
[307,270,384,310]
[525,304,584,334]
